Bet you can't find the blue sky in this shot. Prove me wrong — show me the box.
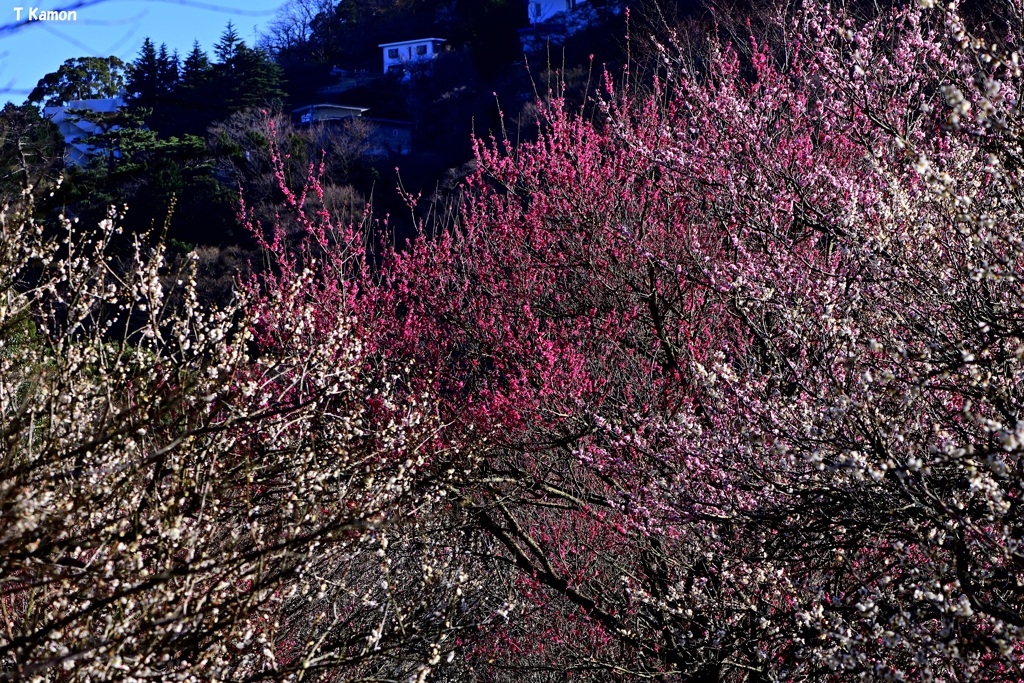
[0,0,283,105]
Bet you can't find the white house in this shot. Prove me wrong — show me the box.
[43,95,126,166]
[528,0,582,24]
[293,103,369,125]
[378,38,445,76]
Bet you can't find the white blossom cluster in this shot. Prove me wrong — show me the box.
[0,193,465,681]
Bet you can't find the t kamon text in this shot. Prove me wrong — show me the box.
[14,7,78,21]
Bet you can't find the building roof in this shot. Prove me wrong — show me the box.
[363,117,413,126]
[292,104,370,115]
[378,38,445,48]
[65,97,124,112]
[44,96,125,123]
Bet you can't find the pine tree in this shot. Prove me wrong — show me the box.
[213,21,243,69]
[210,23,285,116]
[157,44,179,93]
[125,39,181,132]
[166,41,217,136]
[181,41,212,85]
[126,38,161,109]
[226,44,286,111]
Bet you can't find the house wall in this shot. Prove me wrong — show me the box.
[294,105,368,125]
[528,0,580,24]
[365,118,413,156]
[43,96,125,166]
[380,39,444,75]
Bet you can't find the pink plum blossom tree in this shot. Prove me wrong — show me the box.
[329,1,1024,679]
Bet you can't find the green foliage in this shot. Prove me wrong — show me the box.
[181,40,212,82]
[51,122,231,245]
[27,56,127,107]
[67,106,147,172]
[213,21,244,63]
[167,237,197,254]
[158,25,285,136]
[0,103,63,199]
[0,308,38,360]
[126,37,160,105]
[125,37,180,126]
[37,23,285,247]
[212,23,286,115]
[162,41,216,137]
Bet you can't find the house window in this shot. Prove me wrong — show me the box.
[388,48,398,59]
[416,44,427,56]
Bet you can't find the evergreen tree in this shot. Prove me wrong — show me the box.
[157,44,179,91]
[181,40,212,84]
[125,38,161,110]
[0,103,64,198]
[71,106,148,173]
[224,44,286,111]
[126,39,181,132]
[213,21,243,67]
[166,41,217,136]
[210,23,285,117]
